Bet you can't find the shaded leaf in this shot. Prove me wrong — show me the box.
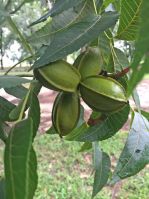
[111,112,149,184]
[46,126,57,135]
[92,142,111,198]
[98,30,114,72]
[0,178,5,199]
[116,0,142,41]
[65,123,88,141]
[4,118,38,199]
[9,98,27,121]
[0,120,7,143]
[79,142,92,152]
[5,86,28,99]
[75,105,130,142]
[33,12,119,68]
[30,0,85,26]
[0,76,33,89]
[0,96,16,121]
[29,1,94,47]
[28,92,40,138]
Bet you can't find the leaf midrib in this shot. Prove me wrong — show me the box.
[117,0,142,38]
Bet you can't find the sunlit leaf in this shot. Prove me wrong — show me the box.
[116,0,142,41]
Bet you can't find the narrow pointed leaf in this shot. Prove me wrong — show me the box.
[28,93,40,138]
[111,112,149,184]
[29,1,94,47]
[9,98,27,121]
[4,118,38,199]
[33,12,119,68]
[49,0,85,17]
[5,86,28,99]
[30,0,85,26]
[75,105,130,142]
[0,121,7,143]
[92,142,111,198]
[116,0,142,40]
[79,142,92,152]
[0,76,33,89]
[0,96,16,121]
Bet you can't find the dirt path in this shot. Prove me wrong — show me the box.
[0,80,149,132]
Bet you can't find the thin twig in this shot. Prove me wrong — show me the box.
[4,56,33,75]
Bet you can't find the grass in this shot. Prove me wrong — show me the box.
[0,132,149,199]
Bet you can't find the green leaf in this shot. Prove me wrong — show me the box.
[116,0,142,41]
[111,112,149,184]
[5,86,28,99]
[9,98,27,121]
[0,76,33,89]
[46,126,57,134]
[65,123,88,141]
[141,110,149,121]
[0,178,5,199]
[127,56,149,97]
[126,0,149,95]
[50,0,86,17]
[4,118,38,199]
[0,96,16,121]
[30,0,85,26]
[75,105,130,142]
[79,142,92,152]
[92,142,111,198]
[0,120,7,143]
[98,30,115,72]
[29,1,94,47]
[9,82,41,126]
[33,11,119,68]
[112,47,129,71]
[28,92,40,138]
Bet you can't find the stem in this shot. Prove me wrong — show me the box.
[17,88,31,121]
[108,67,130,79]
[4,55,33,75]
[0,28,4,70]
[93,0,98,14]
[10,1,26,14]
